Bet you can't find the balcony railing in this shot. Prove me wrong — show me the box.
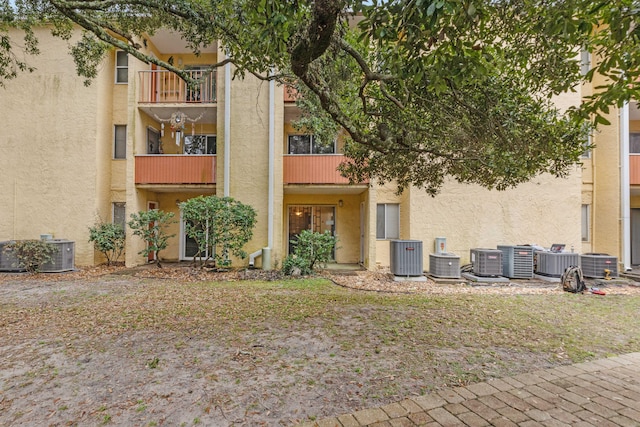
[138,70,216,104]
[283,155,367,185]
[135,155,216,185]
[284,85,299,102]
[630,155,640,185]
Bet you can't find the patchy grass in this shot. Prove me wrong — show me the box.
[0,276,639,425]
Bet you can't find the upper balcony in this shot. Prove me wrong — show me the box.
[135,155,216,188]
[138,70,216,104]
[283,154,368,186]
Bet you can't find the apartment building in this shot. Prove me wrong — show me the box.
[1,27,588,270]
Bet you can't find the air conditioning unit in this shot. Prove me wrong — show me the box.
[470,248,502,277]
[390,240,423,276]
[429,253,461,278]
[0,241,26,272]
[580,253,618,279]
[497,245,534,279]
[535,251,579,277]
[40,240,75,272]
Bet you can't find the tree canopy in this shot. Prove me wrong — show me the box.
[2,0,639,193]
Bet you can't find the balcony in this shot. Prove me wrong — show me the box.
[138,70,216,104]
[135,155,216,185]
[283,155,367,185]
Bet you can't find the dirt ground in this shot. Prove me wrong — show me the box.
[1,265,639,426]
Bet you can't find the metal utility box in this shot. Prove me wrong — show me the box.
[390,240,423,276]
[580,253,618,278]
[470,248,503,277]
[429,253,461,278]
[40,240,75,272]
[497,245,534,279]
[535,251,579,277]
[0,241,26,272]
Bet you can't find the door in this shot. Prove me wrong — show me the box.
[147,201,158,262]
[288,205,336,258]
[180,215,213,261]
[631,209,640,265]
[360,202,365,264]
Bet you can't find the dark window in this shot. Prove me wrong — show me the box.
[184,135,216,154]
[376,204,399,239]
[630,133,640,154]
[115,51,128,83]
[113,202,126,230]
[114,125,126,159]
[288,135,335,154]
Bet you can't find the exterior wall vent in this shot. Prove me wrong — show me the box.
[429,253,461,278]
[497,245,534,279]
[580,253,618,278]
[470,248,502,277]
[0,241,26,272]
[390,240,423,276]
[535,251,579,277]
[40,240,75,273]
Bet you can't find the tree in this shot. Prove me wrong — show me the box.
[283,230,338,275]
[88,221,125,266]
[127,209,176,268]
[179,196,257,268]
[2,0,639,193]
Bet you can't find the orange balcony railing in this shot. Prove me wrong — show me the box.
[135,155,216,184]
[138,70,216,104]
[283,155,367,185]
[630,155,640,185]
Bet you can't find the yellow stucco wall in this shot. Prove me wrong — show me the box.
[0,27,112,266]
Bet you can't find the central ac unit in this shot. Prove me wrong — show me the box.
[390,240,423,276]
[580,253,618,278]
[0,241,26,272]
[429,253,461,278]
[497,245,534,279]
[470,248,502,277]
[535,251,579,277]
[40,240,75,272]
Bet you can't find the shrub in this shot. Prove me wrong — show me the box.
[127,209,176,268]
[283,230,337,275]
[3,240,58,273]
[88,222,125,266]
[179,196,257,268]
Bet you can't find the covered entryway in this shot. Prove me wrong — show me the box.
[288,205,336,258]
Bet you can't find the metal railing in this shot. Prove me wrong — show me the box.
[138,70,216,104]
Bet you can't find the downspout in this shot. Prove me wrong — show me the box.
[268,73,275,250]
[249,72,276,269]
[621,101,631,270]
[224,52,231,197]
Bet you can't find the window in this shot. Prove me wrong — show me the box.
[376,203,399,239]
[630,133,640,154]
[115,51,128,83]
[184,135,216,154]
[580,49,591,76]
[147,127,161,154]
[581,132,592,159]
[113,202,126,231]
[288,135,335,154]
[581,204,590,242]
[114,125,126,159]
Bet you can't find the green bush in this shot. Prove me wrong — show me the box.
[88,222,125,266]
[179,196,257,268]
[283,230,337,276]
[128,209,176,268]
[4,240,58,273]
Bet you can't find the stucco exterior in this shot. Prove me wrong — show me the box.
[2,27,631,273]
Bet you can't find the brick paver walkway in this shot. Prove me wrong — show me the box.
[298,352,640,427]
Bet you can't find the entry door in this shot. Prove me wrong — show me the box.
[288,205,335,258]
[632,209,640,265]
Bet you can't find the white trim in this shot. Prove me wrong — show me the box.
[621,102,631,271]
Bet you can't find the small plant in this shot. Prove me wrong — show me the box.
[3,240,58,273]
[128,209,176,268]
[282,230,337,275]
[88,222,125,266]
